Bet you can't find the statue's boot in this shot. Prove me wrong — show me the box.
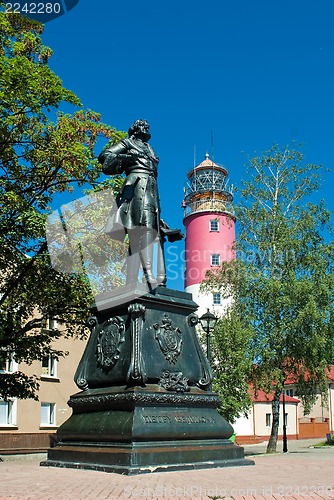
[140,230,157,286]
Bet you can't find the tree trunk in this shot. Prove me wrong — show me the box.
[267,388,281,453]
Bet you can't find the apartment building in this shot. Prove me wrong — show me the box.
[0,320,86,453]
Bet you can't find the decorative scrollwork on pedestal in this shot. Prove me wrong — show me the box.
[153,313,182,364]
[76,378,89,390]
[158,370,190,392]
[187,312,198,328]
[96,317,125,372]
[87,316,98,330]
[188,314,212,390]
[126,303,146,385]
[74,316,99,390]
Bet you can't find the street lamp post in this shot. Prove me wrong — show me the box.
[199,309,218,390]
[282,387,288,453]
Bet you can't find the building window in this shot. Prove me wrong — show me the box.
[213,293,221,305]
[41,355,57,378]
[0,400,16,426]
[211,254,220,266]
[284,388,294,397]
[266,413,271,427]
[0,351,18,374]
[210,219,219,232]
[45,318,58,330]
[40,402,56,426]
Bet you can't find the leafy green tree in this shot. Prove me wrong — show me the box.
[210,307,252,423]
[202,145,334,452]
[0,10,124,400]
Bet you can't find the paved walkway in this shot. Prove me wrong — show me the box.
[1,439,333,500]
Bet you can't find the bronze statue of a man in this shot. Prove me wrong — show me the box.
[99,119,178,287]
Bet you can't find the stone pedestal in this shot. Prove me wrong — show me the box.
[41,286,254,474]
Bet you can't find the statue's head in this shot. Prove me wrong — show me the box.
[128,119,151,142]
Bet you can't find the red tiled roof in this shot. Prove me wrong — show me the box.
[285,365,334,384]
[248,365,334,404]
[251,389,299,404]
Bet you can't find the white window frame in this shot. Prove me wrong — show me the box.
[40,402,56,426]
[210,219,219,232]
[46,317,58,330]
[0,399,17,427]
[0,351,18,374]
[41,355,58,378]
[211,254,220,266]
[213,293,221,305]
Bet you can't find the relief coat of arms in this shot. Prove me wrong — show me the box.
[96,316,125,371]
[153,314,182,364]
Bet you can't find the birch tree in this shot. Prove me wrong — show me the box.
[202,145,334,452]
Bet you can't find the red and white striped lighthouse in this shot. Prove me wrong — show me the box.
[183,154,235,316]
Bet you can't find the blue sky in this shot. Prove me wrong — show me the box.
[41,0,333,290]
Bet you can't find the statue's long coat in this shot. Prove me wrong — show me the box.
[99,137,160,241]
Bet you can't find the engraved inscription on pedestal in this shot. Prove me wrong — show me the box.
[174,414,216,424]
[142,413,216,424]
[142,415,172,424]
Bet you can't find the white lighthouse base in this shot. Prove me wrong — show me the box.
[185,284,232,318]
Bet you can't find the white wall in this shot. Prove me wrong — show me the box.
[185,284,231,319]
[329,383,334,432]
[253,402,298,437]
[233,409,254,436]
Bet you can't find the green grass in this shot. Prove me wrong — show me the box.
[315,435,334,447]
